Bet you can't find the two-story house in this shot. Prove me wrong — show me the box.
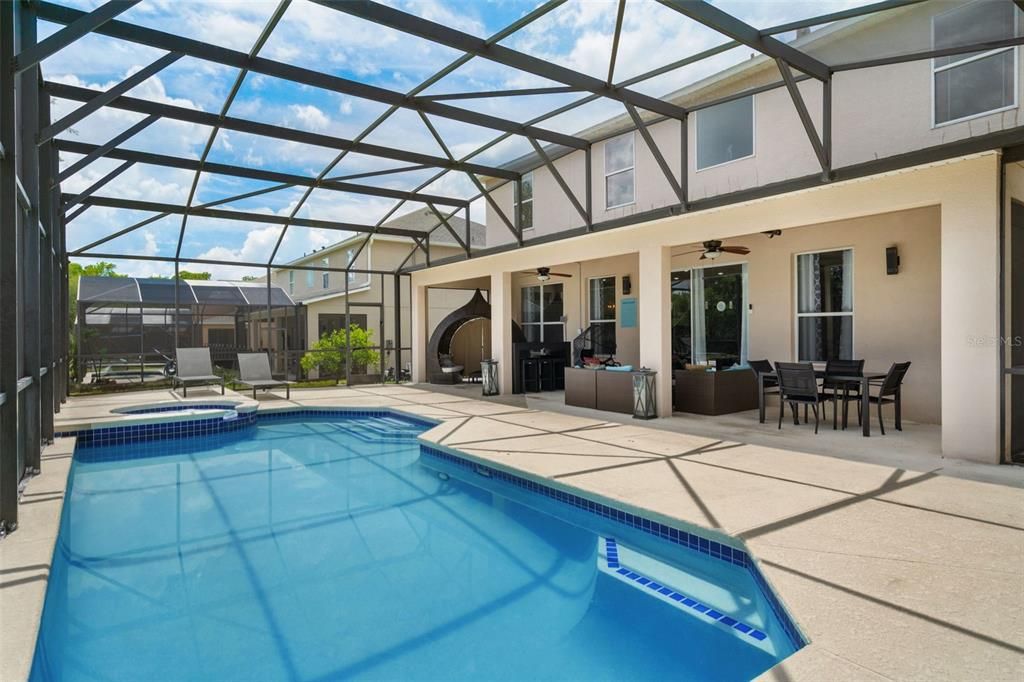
[409,0,1024,464]
[269,207,485,379]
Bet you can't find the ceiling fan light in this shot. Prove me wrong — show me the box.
[705,249,722,259]
[537,273,550,281]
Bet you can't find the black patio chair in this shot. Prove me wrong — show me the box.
[749,358,779,406]
[823,358,865,430]
[867,361,912,435]
[775,362,828,434]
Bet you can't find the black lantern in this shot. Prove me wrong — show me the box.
[481,359,499,396]
[632,368,657,419]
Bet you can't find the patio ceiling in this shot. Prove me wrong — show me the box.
[26,0,1024,278]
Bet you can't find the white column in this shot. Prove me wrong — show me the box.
[638,245,673,417]
[940,173,1001,462]
[490,271,514,394]
[410,282,428,383]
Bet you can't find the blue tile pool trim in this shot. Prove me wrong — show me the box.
[56,408,438,449]
[117,403,241,415]
[602,537,769,643]
[420,444,805,651]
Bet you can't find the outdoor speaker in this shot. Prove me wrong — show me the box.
[622,275,632,295]
[886,246,900,275]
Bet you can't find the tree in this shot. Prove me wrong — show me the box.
[300,325,380,384]
[68,261,125,381]
[177,270,212,280]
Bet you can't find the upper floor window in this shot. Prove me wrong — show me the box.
[796,249,853,362]
[322,257,329,289]
[697,95,754,170]
[604,133,634,209]
[933,1,1018,126]
[306,269,314,288]
[346,249,356,282]
[516,172,534,230]
[288,270,294,295]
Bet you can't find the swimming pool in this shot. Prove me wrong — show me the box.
[33,411,802,681]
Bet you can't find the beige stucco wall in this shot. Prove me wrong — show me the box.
[484,1,1022,248]
[419,153,1002,463]
[670,206,941,423]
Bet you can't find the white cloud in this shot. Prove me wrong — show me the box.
[288,104,330,132]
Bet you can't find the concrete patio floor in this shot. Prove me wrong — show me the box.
[2,384,1021,681]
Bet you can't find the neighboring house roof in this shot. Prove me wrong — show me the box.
[280,206,486,269]
[77,276,295,307]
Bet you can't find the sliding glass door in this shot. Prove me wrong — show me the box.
[671,264,747,369]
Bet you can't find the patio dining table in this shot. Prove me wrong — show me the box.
[757,369,890,436]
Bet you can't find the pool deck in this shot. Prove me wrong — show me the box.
[3,384,1022,681]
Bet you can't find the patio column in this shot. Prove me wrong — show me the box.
[940,175,1001,463]
[411,282,428,383]
[490,271,513,395]
[638,245,673,417]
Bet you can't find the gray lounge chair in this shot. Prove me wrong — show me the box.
[237,352,292,400]
[173,348,225,397]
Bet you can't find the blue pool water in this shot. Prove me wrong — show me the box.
[33,413,798,681]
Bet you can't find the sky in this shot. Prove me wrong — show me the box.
[46,0,877,279]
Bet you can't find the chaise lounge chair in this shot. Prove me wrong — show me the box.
[173,348,225,398]
[237,352,293,400]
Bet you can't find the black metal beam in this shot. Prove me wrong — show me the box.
[527,137,589,227]
[655,0,830,81]
[70,182,296,255]
[624,103,686,206]
[760,0,925,36]
[316,0,689,120]
[67,194,431,240]
[426,202,468,256]
[606,0,626,85]
[55,111,157,184]
[39,52,180,144]
[776,59,829,178]
[53,139,470,207]
[77,251,403,276]
[35,1,587,150]
[45,81,520,181]
[63,159,135,208]
[832,36,1024,71]
[419,86,579,101]
[13,0,140,74]
[327,164,429,182]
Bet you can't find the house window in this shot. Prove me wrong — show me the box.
[288,270,294,295]
[516,172,534,230]
[697,95,754,170]
[796,249,853,362]
[588,276,616,354]
[933,0,1018,126]
[604,133,634,209]
[521,283,564,343]
[347,248,356,282]
[306,270,314,288]
[671,265,748,369]
[322,257,329,289]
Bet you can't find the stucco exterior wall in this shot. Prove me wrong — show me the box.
[670,207,942,423]
[422,153,1003,463]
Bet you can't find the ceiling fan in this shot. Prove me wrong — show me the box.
[679,240,750,260]
[521,266,572,282]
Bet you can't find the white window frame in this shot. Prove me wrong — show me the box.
[793,247,855,362]
[520,282,564,343]
[288,270,294,295]
[322,257,329,289]
[306,269,315,288]
[587,275,617,350]
[695,95,756,172]
[347,248,356,282]
[515,171,534,231]
[604,132,635,210]
[931,0,1019,129]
